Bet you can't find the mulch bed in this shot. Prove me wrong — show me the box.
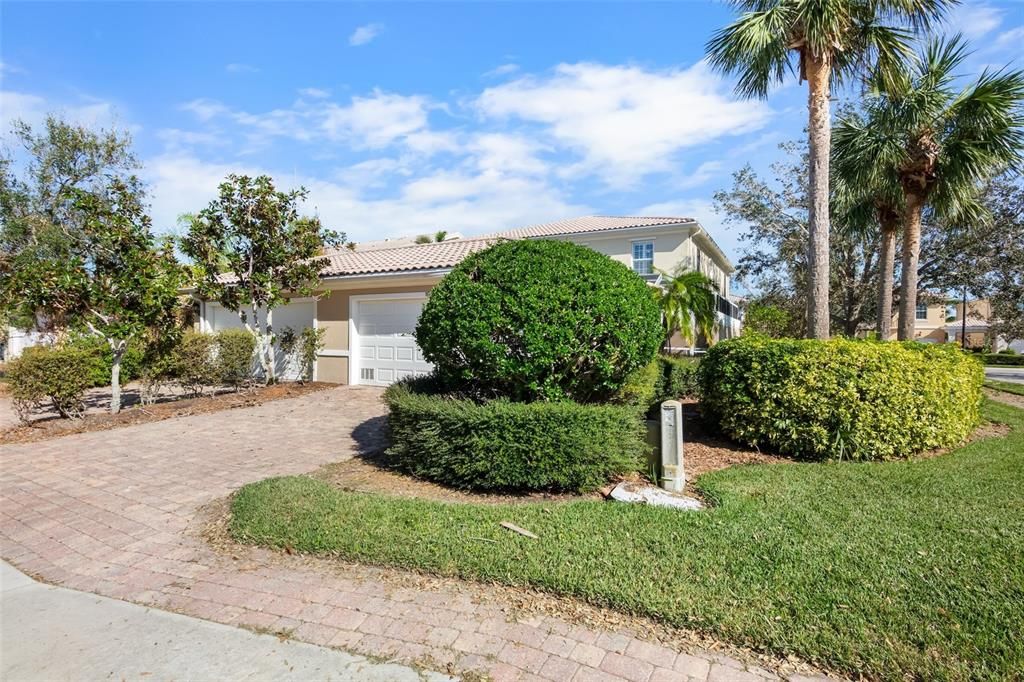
[0,382,333,445]
[314,402,795,505]
[985,386,1024,409]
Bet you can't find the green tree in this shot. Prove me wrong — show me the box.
[714,142,878,337]
[654,268,717,351]
[1,116,139,330]
[706,0,952,340]
[182,175,343,384]
[3,180,183,413]
[743,300,794,338]
[833,110,904,339]
[831,37,1024,339]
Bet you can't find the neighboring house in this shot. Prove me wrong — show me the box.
[1,327,47,362]
[868,298,1021,351]
[197,215,739,386]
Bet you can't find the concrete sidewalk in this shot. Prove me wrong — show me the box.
[0,562,454,682]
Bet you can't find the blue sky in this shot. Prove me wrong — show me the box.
[2,1,1021,265]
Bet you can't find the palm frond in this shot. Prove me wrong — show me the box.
[706,2,795,98]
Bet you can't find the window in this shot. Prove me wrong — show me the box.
[916,302,928,320]
[631,241,654,275]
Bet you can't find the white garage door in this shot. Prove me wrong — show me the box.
[352,296,432,386]
[203,299,316,381]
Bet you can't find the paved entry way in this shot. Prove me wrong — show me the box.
[0,386,824,682]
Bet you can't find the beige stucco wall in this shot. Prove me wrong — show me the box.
[315,279,438,384]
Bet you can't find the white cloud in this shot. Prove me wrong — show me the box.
[994,25,1024,49]
[0,90,119,132]
[946,3,1004,39]
[468,133,549,176]
[144,152,587,242]
[298,87,331,99]
[477,61,770,187]
[180,98,229,122]
[225,63,259,74]
[322,90,431,147]
[484,63,520,78]
[349,23,383,46]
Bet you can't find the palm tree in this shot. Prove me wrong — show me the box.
[706,0,953,340]
[828,36,1024,339]
[654,268,717,352]
[833,111,904,340]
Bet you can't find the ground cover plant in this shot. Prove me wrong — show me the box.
[232,398,1024,681]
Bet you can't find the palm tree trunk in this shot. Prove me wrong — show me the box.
[897,193,925,341]
[804,51,832,340]
[876,219,897,340]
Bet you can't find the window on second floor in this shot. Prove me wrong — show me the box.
[916,302,929,320]
[632,240,654,276]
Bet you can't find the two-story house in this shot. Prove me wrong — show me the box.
[872,297,1022,352]
[196,216,739,385]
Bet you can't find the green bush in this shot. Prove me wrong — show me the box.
[698,337,983,460]
[66,335,145,387]
[172,331,218,396]
[415,240,662,402]
[215,329,256,388]
[984,352,1024,366]
[6,346,95,421]
[655,355,700,402]
[384,379,649,492]
[278,326,324,382]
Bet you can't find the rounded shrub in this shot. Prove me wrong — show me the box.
[415,239,662,403]
[698,337,983,460]
[6,345,95,421]
[215,328,256,388]
[384,379,649,492]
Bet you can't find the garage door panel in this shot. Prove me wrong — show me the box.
[354,296,433,386]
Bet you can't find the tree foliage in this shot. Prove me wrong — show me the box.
[829,36,1024,339]
[0,118,182,414]
[181,174,343,383]
[705,0,953,340]
[654,268,717,349]
[714,142,878,337]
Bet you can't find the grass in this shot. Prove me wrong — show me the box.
[984,379,1024,396]
[231,399,1024,681]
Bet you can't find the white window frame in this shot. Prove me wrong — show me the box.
[915,302,929,321]
[348,292,430,386]
[631,239,655,276]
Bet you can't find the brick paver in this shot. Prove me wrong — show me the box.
[0,386,832,681]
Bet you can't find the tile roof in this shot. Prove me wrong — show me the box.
[315,215,697,278]
[319,237,497,277]
[483,215,694,240]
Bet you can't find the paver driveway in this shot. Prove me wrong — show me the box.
[0,386,827,682]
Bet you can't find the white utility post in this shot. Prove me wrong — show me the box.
[659,400,685,492]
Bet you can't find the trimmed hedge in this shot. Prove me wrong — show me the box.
[67,335,145,387]
[618,354,701,414]
[6,346,95,421]
[384,379,649,492]
[699,337,983,461]
[215,329,257,389]
[984,353,1024,366]
[415,239,662,403]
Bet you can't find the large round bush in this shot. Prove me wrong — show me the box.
[415,239,662,402]
[699,337,983,460]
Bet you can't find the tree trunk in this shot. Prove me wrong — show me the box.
[897,193,925,341]
[264,306,276,384]
[804,50,832,340]
[876,220,898,340]
[110,343,125,415]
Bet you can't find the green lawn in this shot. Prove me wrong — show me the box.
[984,379,1024,397]
[231,399,1024,681]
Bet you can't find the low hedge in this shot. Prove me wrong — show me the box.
[384,379,648,492]
[618,354,700,415]
[699,337,983,460]
[984,353,1024,366]
[66,335,145,387]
